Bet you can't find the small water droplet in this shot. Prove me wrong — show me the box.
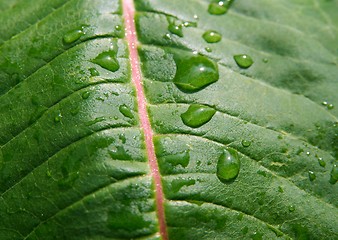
[329,164,338,184]
[278,186,284,193]
[308,171,316,181]
[208,0,233,15]
[262,58,268,63]
[168,23,183,37]
[322,101,328,106]
[306,151,310,156]
[237,213,244,220]
[241,226,249,234]
[54,113,62,123]
[234,54,254,68]
[70,107,80,116]
[181,104,216,128]
[163,33,172,40]
[202,30,222,43]
[277,135,283,140]
[327,103,334,110]
[183,21,197,28]
[318,157,326,167]
[63,26,85,44]
[119,105,134,119]
[216,148,240,182]
[109,146,130,160]
[82,91,90,99]
[257,170,267,177]
[173,52,219,92]
[241,139,251,147]
[193,14,199,19]
[92,51,119,72]
[289,205,295,212]
[119,134,126,144]
[251,231,263,240]
[171,177,196,193]
[161,150,190,167]
[115,25,121,31]
[205,47,212,52]
[89,68,100,76]
[85,117,105,126]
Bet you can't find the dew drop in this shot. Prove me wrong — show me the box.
[241,226,249,234]
[119,105,134,119]
[327,103,334,110]
[278,186,284,193]
[161,150,190,168]
[251,231,263,240]
[115,25,121,31]
[89,68,100,76]
[168,23,183,37]
[318,157,326,167]
[208,1,233,15]
[171,177,196,193]
[181,104,216,128]
[92,51,119,72]
[289,205,295,212]
[163,33,172,40]
[63,26,84,44]
[241,139,251,147]
[54,113,62,123]
[329,164,338,184]
[109,146,130,160]
[85,117,106,126]
[205,47,212,52]
[263,58,268,63]
[82,91,90,99]
[234,54,254,68]
[202,30,222,43]
[308,171,316,181]
[216,148,240,182]
[173,52,219,92]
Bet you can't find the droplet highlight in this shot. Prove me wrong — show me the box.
[234,54,254,68]
[173,52,219,92]
[202,30,222,43]
[216,148,240,182]
[308,171,316,181]
[317,157,326,167]
[92,51,119,72]
[181,104,216,128]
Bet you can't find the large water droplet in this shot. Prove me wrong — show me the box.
[168,23,183,37]
[92,51,119,72]
[63,26,85,44]
[308,171,316,181]
[119,105,134,119]
[329,164,338,184]
[161,150,190,167]
[173,52,219,92]
[82,91,90,99]
[216,148,240,182]
[234,54,254,68]
[171,177,196,193]
[181,104,216,128]
[208,1,233,15]
[202,30,222,43]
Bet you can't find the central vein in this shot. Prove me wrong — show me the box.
[122,0,168,239]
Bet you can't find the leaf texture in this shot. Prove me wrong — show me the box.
[0,0,337,239]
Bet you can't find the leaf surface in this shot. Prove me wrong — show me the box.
[0,0,337,239]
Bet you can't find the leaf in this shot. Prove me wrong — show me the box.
[0,0,337,239]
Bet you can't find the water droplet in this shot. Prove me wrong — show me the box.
[115,25,121,31]
[89,68,100,76]
[327,103,334,110]
[183,21,197,28]
[193,14,199,19]
[263,58,268,63]
[241,226,249,234]
[109,146,130,160]
[289,205,295,212]
[163,33,172,40]
[241,139,251,147]
[205,47,212,52]
[216,148,240,182]
[278,186,284,193]
[161,150,190,167]
[308,171,316,181]
[119,105,134,119]
[70,107,80,116]
[119,133,127,144]
[306,151,310,156]
[208,1,233,15]
[92,51,119,72]
[277,135,283,140]
[85,117,105,126]
[168,23,183,37]
[63,26,85,44]
[329,164,338,184]
[173,52,219,92]
[318,157,326,167]
[237,213,244,220]
[251,231,263,240]
[82,91,90,99]
[171,177,195,193]
[322,101,328,106]
[257,170,267,177]
[181,104,216,128]
[234,54,254,68]
[54,113,62,123]
[202,30,222,43]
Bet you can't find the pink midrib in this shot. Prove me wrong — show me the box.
[122,0,168,239]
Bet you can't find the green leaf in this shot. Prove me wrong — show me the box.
[0,0,337,239]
